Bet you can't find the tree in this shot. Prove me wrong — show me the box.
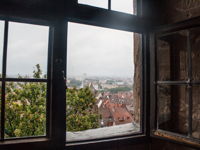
[5,64,46,137]
[4,64,99,138]
[66,87,100,131]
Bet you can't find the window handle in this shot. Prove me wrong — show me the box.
[62,70,67,89]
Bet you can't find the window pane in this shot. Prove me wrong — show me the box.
[78,0,108,9]
[5,82,46,138]
[0,21,4,75]
[7,22,49,78]
[157,31,188,81]
[157,85,188,135]
[66,22,141,141]
[191,28,200,81]
[192,86,200,139]
[111,0,135,15]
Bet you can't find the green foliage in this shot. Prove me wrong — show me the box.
[5,64,46,138]
[108,86,132,93]
[66,87,100,131]
[33,64,42,79]
[4,64,99,137]
[68,79,82,87]
[106,80,115,85]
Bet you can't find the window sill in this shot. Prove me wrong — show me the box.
[67,123,140,142]
[152,129,200,149]
[0,137,50,146]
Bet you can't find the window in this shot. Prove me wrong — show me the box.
[0,21,49,139]
[0,21,4,73]
[111,0,135,14]
[66,22,142,142]
[78,0,108,9]
[154,27,200,141]
[78,0,137,15]
[0,1,145,149]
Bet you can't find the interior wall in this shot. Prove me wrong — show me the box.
[151,0,200,150]
[159,0,200,24]
[150,139,196,150]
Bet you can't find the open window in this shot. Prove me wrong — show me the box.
[66,22,143,142]
[151,27,200,145]
[0,21,50,140]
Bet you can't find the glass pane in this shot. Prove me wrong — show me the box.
[66,22,141,141]
[78,0,108,9]
[5,82,46,138]
[192,86,200,139]
[157,30,188,81]
[0,21,4,75]
[111,0,135,15]
[157,85,188,135]
[7,22,49,78]
[191,28,200,81]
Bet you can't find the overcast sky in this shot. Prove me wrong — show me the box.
[78,0,134,14]
[0,21,49,78]
[67,22,134,78]
[0,1,135,78]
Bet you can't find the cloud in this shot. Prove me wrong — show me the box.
[0,19,136,79]
[67,22,134,78]
[6,22,49,77]
[78,0,108,9]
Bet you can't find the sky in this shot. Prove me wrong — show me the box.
[67,22,134,78]
[0,21,49,78]
[0,1,135,78]
[78,0,134,14]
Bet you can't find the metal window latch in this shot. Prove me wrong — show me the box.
[62,70,67,89]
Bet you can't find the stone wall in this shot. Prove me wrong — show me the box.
[133,33,142,124]
[160,0,200,24]
[152,1,200,149]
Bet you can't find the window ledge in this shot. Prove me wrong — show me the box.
[0,137,50,145]
[66,123,140,142]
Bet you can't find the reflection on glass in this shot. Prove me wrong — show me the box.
[157,30,188,81]
[7,22,49,78]
[66,22,141,141]
[0,21,4,75]
[5,82,46,138]
[111,0,134,14]
[78,0,108,9]
[157,85,188,135]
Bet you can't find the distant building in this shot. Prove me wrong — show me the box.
[97,99,134,127]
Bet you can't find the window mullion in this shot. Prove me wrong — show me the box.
[46,26,54,138]
[187,30,192,137]
[50,20,67,149]
[108,0,111,10]
[1,21,8,140]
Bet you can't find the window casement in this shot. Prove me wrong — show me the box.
[0,0,148,149]
[151,23,200,147]
[66,22,144,143]
[77,0,138,15]
[0,20,51,141]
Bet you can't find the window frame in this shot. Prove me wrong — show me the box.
[0,0,150,149]
[77,0,138,15]
[0,17,53,146]
[150,17,200,149]
[65,18,148,145]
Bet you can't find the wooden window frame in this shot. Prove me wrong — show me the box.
[150,16,200,149]
[0,0,151,149]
